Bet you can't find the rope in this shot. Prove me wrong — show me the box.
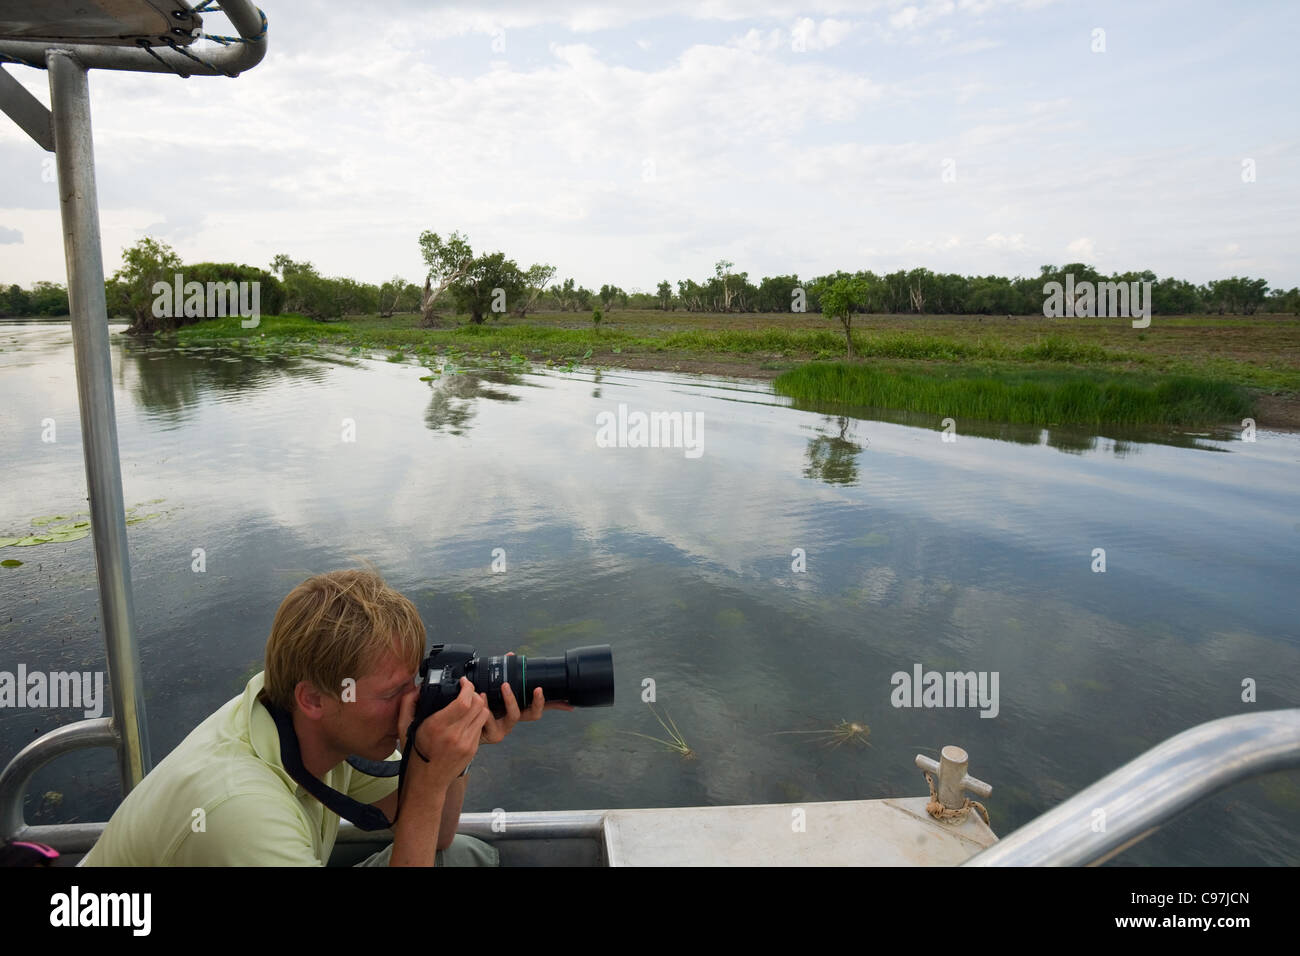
[137,38,190,77]
[924,771,990,827]
[196,7,269,46]
[163,36,235,77]
[135,3,269,78]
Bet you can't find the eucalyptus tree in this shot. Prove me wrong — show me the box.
[417,229,474,325]
[517,263,556,317]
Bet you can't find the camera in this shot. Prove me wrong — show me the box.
[413,643,614,723]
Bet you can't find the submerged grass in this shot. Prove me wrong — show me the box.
[774,362,1255,427]
[773,719,872,750]
[622,704,696,760]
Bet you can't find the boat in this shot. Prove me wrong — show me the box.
[1,1,1296,867]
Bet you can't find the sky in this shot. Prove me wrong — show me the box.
[1,0,1297,292]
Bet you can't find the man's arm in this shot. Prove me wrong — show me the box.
[373,775,464,851]
[438,774,467,851]
[388,677,488,866]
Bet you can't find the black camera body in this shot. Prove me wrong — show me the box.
[413,643,615,725]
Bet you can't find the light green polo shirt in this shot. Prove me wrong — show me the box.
[81,672,399,866]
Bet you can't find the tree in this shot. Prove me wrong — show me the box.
[2,283,31,317]
[656,280,673,310]
[269,253,317,279]
[333,277,379,316]
[417,230,473,325]
[1205,276,1269,315]
[29,281,70,316]
[111,237,184,334]
[284,273,344,320]
[677,278,704,312]
[820,276,870,358]
[1269,286,1300,316]
[599,284,626,311]
[378,275,421,317]
[451,251,525,323]
[552,277,577,311]
[714,260,738,312]
[757,275,800,313]
[1152,277,1201,315]
[517,263,556,317]
[906,267,935,314]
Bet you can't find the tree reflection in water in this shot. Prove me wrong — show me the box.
[423,368,522,435]
[803,415,865,486]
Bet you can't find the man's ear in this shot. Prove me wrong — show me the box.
[294,680,332,720]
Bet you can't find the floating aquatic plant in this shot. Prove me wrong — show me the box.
[773,719,871,750]
[623,704,696,760]
[0,500,168,549]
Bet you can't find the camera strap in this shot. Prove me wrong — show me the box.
[263,698,396,832]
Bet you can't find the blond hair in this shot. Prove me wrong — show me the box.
[262,564,426,711]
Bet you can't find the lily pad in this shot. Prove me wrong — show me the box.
[29,514,73,527]
[1,500,167,549]
[11,528,91,546]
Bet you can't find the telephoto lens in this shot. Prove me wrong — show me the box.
[466,645,614,716]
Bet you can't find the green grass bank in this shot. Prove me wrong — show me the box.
[161,309,1298,428]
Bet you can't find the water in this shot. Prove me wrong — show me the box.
[1,321,1297,865]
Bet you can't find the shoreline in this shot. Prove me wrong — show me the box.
[18,310,1296,430]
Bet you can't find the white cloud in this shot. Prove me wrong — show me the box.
[1067,237,1096,259]
[889,1,956,30]
[986,233,1025,250]
[729,27,784,52]
[790,17,857,51]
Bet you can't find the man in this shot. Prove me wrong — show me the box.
[82,568,565,866]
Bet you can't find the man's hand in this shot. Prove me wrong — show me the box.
[479,680,576,744]
[399,676,489,788]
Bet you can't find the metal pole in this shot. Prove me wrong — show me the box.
[46,49,151,793]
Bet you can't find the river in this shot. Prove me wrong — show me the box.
[1,321,1297,865]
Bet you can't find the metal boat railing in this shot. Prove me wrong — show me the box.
[5,810,612,857]
[962,709,1300,866]
[5,708,1296,863]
